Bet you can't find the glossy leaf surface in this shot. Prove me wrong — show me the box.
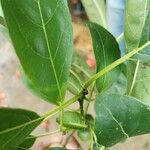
[95,93,150,147]
[88,22,121,92]
[1,0,73,105]
[0,108,42,150]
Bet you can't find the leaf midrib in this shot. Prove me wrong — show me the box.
[37,0,62,102]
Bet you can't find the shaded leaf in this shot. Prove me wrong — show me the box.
[77,129,91,141]
[107,67,127,95]
[88,22,121,92]
[18,136,36,150]
[95,93,150,147]
[68,52,92,95]
[0,108,42,150]
[125,0,150,61]
[1,0,73,105]
[127,61,150,105]
[125,0,150,102]
[81,0,107,27]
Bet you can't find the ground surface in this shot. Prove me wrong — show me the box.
[0,23,150,150]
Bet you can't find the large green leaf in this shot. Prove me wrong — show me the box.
[1,0,73,105]
[0,108,42,150]
[95,93,150,147]
[88,22,121,92]
[125,0,150,61]
[124,0,150,102]
[81,0,107,27]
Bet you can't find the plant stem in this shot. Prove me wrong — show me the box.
[42,41,150,122]
[128,60,140,95]
[61,130,75,147]
[116,32,124,43]
[27,129,60,139]
[85,82,95,114]
[43,94,82,120]
[84,42,150,88]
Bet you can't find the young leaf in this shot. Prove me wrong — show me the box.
[81,0,107,27]
[95,93,150,147]
[18,136,36,150]
[1,0,73,105]
[88,22,121,92]
[0,108,42,150]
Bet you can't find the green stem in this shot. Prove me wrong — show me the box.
[42,41,150,123]
[84,42,150,88]
[116,32,124,43]
[128,60,140,95]
[85,82,95,114]
[43,94,82,120]
[27,129,60,139]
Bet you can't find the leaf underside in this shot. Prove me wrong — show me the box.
[1,0,73,105]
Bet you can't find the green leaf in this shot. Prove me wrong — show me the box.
[125,0,150,102]
[77,129,91,141]
[18,136,36,150]
[95,93,150,147]
[58,111,87,129]
[125,0,150,61]
[88,22,121,92]
[0,108,42,150]
[1,0,73,105]
[127,61,150,105]
[107,66,127,95]
[81,0,107,27]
